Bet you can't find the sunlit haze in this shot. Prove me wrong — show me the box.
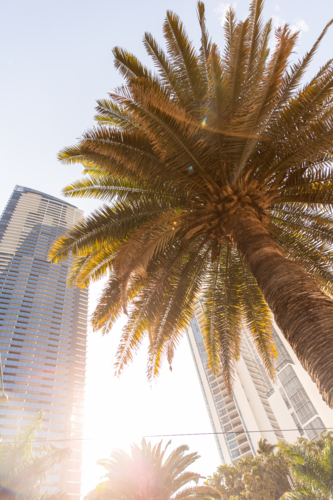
[82,281,220,492]
[1,0,333,495]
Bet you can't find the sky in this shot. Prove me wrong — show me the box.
[1,0,333,495]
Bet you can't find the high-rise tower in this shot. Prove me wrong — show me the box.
[0,186,88,498]
[187,301,333,464]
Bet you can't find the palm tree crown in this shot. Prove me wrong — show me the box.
[257,437,276,456]
[50,0,333,404]
[85,440,220,500]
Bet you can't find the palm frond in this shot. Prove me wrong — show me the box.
[146,240,210,380]
[143,33,181,99]
[239,258,276,379]
[112,47,159,86]
[49,199,172,262]
[232,24,298,181]
[201,245,243,393]
[163,10,206,105]
[247,0,265,78]
[197,2,212,70]
[63,175,147,203]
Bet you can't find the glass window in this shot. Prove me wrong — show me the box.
[279,387,291,409]
[279,366,316,424]
[274,330,293,371]
[305,417,325,440]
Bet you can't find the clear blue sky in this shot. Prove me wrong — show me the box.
[1,0,333,494]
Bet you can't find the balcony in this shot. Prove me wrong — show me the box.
[233,446,252,461]
[231,449,240,459]
[229,440,238,450]
[239,445,252,457]
[228,436,250,454]
[232,420,243,431]
[238,437,248,446]
[223,419,245,438]
[228,408,238,419]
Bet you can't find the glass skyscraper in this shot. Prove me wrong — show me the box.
[187,300,333,464]
[0,186,88,498]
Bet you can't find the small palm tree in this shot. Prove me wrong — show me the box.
[0,413,69,500]
[50,0,333,405]
[257,438,276,456]
[85,440,220,500]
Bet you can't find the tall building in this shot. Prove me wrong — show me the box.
[187,300,333,464]
[0,186,88,498]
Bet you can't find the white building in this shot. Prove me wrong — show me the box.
[187,300,333,464]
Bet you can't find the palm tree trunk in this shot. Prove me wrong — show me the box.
[225,207,333,408]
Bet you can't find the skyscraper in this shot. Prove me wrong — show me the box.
[0,186,88,498]
[187,300,333,464]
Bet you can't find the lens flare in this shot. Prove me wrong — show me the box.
[202,118,207,126]
[188,165,193,173]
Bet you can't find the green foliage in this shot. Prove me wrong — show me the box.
[50,0,333,389]
[85,439,221,500]
[206,438,290,500]
[206,434,333,500]
[280,432,333,500]
[0,412,70,500]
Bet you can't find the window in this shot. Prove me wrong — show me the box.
[280,388,291,409]
[231,449,240,459]
[305,417,326,441]
[279,366,316,424]
[238,437,248,446]
[291,412,304,436]
[274,330,293,371]
[288,389,315,422]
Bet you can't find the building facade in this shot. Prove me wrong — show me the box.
[187,300,333,464]
[0,186,88,498]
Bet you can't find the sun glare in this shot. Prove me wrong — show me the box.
[82,284,220,495]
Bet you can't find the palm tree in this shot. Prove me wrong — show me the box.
[50,0,333,405]
[257,438,276,456]
[0,412,70,500]
[279,432,333,500]
[85,440,220,500]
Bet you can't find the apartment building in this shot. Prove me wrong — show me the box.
[187,300,333,464]
[0,186,88,498]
